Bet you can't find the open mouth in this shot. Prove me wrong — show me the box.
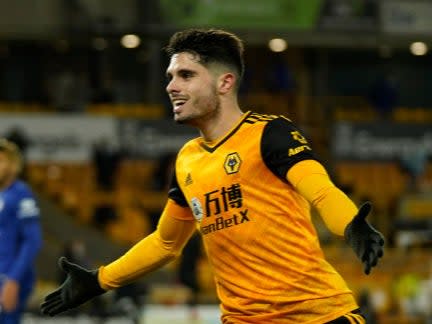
[173,99,187,111]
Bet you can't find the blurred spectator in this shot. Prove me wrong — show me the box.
[368,73,399,120]
[0,139,42,324]
[4,126,30,179]
[92,137,123,191]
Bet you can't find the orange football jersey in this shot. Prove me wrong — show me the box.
[168,112,358,323]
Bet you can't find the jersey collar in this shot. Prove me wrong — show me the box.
[199,111,252,153]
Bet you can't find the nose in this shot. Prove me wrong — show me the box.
[166,78,178,94]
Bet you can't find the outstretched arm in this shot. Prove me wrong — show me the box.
[99,199,196,289]
[287,159,357,235]
[287,159,384,274]
[41,199,195,316]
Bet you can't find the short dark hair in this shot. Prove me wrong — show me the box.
[0,138,22,173]
[165,28,245,85]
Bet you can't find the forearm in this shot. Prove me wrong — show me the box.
[99,232,179,290]
[302,180,357,235]
[288,160,358,236]
[99,200,196,290]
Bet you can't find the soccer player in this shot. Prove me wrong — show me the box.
[41,29,384,323]
[0,139,43,324]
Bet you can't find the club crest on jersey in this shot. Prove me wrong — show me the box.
[190,197,203,223]
[224,152,241,174]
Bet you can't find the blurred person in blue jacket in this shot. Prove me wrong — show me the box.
[0,138,43,324]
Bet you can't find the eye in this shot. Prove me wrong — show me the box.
[180,70,193,79]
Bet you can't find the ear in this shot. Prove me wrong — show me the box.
[218,73,236,94]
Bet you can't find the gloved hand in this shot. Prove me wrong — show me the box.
[344,202,385,275]
[40,257,106,316]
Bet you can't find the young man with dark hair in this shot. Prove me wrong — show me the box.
[0,139,43,324]
[41,29,384,323]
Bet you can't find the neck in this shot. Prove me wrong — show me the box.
[0,177,14,191]
[199,102,243,142]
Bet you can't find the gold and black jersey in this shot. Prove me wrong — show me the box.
[168,111,358,323]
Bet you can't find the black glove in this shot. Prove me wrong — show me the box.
[344,202,385,275]
[40,257,106,316]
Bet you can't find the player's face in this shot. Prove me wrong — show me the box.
[166,52,221,125]
[0,152,13,187]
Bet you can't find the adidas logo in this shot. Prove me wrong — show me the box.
[185,173,193,186]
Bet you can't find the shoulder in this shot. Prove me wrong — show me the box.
[261,115,308,140]
[11,180,34,196]
[263,114,296,129]
[243,112,282,126]
[13,181,40,218]
[259,114,316,180]
[242,113,300,137]
[176,137,201,158]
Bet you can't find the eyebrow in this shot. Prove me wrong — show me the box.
[166,68,197,78]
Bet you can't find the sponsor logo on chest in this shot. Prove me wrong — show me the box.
[190,183,250,235]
